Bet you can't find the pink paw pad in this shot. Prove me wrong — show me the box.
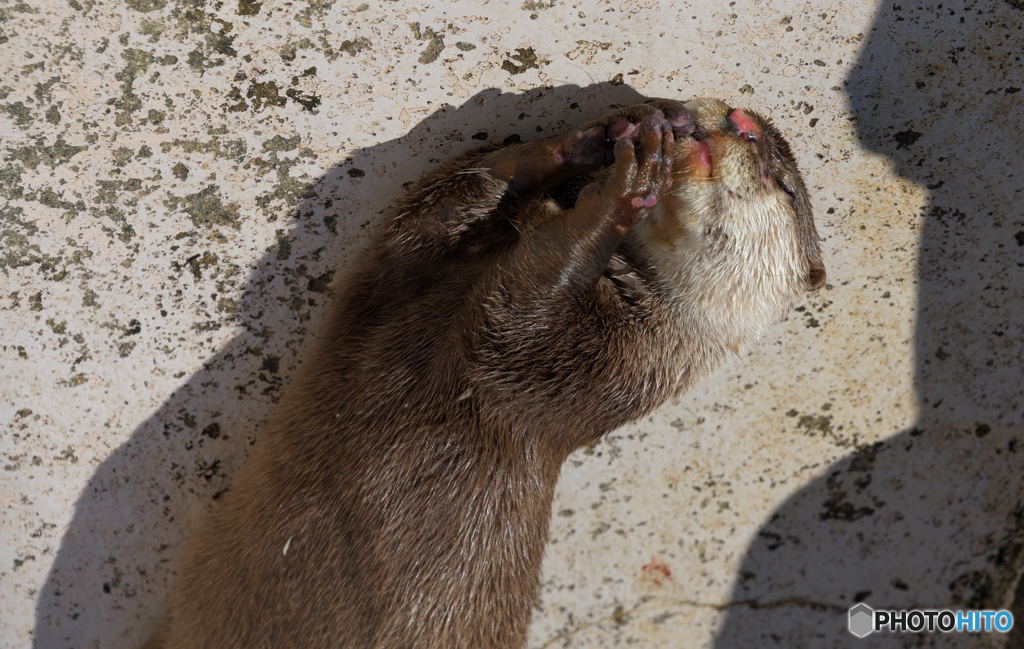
[630,194,658,208]
[609,120,639,140]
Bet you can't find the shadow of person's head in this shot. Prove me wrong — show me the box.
[846,1,1022,180]
[845,0,1024,467]
[32,81,647,649]
[713,3,1024,647]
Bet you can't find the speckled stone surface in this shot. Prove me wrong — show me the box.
[2,1,1022,648]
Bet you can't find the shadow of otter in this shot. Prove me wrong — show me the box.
[714,2,1024,648]
[32,81,648,649]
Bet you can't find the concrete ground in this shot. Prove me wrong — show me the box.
[2,0,1022,647]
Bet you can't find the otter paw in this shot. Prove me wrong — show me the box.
[643,98,696,138]
[567,104,671,172]
[604,112,675,232]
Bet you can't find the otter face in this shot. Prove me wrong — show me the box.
[632,97,826,345]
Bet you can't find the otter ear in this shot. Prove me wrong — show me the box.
[805,259,826,291]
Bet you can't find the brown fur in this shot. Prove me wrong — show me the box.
[148,98,823,649]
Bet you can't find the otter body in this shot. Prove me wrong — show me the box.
[149,98,824,649]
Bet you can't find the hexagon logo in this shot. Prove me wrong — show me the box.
[848,603,875,638]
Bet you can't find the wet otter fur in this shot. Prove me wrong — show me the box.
[146,97,825,649]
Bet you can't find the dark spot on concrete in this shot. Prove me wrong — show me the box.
[820,479,875,521]
[126,0,166,11]
[161,137,245,159]
[112,146,135,167]
[246,80,286,111]
[1,102,32,127]
[339,37,370,56]
[182,251,219,279]
[237,0,260,15]
[293,0,339,28]
[174,5,237,72]
[167,185,241,229]
[262,135,300,152]
[140,18,166,41]
[196,458,223,481]
[797,414,832,434]
[415,26,445,64]
[893,129,922,149]
[280,37,313,62]
[501,47,541,75]
[225,85,248,112]
[275,229,291,260]
[927,205,967,229]
[847,443,880,472]
[285,88,320,112]
[113,48,155,122]
[522,0,555,10]
[307,270,334,293]
[1,206,43,273]
[216,297,237,315]
[819,443,883,521]
[201,423,221,439]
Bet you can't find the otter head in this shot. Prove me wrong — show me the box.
[630,97,826,348]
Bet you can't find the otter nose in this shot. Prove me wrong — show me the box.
[727,108,760,142]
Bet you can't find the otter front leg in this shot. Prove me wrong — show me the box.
[469,114,674,442]
[497,112,674,301]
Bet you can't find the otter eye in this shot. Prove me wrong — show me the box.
[777,178,797,200]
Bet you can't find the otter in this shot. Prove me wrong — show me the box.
[145,97,825,649]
